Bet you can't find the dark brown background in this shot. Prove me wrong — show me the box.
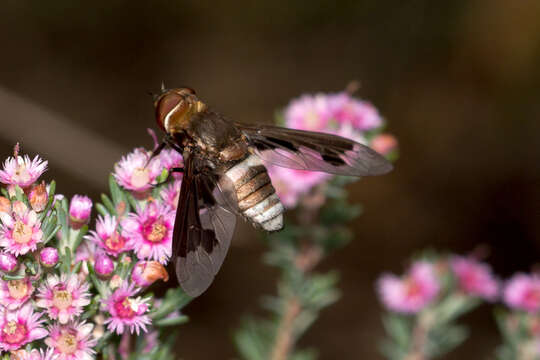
[1,1,539,358]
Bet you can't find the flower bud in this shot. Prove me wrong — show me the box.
[40,247,59,267]
[109,274,123,289]
[69,195,93,229]
[11,201,28,217]
[131,261,169,287]
[0,252,18,272]
[95,253,115,277]
[28,182,48,212]
[371,133,398,157]
[0,197,10,213]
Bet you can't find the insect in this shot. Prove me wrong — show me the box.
[150,86,393,297]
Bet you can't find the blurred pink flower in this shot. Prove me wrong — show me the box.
[504,274,540,312]
[45,320,96,360]
[377,261,440,313]
[86,214,134,257]
[327,93,383,130]
[69,195,92,229]
[0,303,47,351]
[121,201,175,264]
[371,133,398,156]
[36,274,91,324]
[267,166,329,208]
[0,277,34,310]
[113,148,162,193]
[0,203,43,256]
[284,94,333,132]
[450,256,499,300]
[142,330,159,354]
[103,283,151,335]
[0,154,48,189]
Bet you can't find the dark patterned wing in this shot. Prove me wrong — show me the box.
[237,123,393,176]
[172,153,237,297]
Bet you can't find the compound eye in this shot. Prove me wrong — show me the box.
[156,93,183,130]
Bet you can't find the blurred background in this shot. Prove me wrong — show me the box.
[1,1,539,358]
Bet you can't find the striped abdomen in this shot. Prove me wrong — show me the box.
[225,155,284,231]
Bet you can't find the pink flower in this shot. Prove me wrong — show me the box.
[159,148,184,174]
[327,93,382,130]
[95,252,115,277]
[69,195,92,229]
[11,348,59,360]
[113,148,162,193]
[36,274,91,324]
[377,261,440,313]
[0,203,43,256]
[267,165,329,208]
[40,247,59,267]
[103,283,151,335]
[371,133,398,157]
[284,94,333,132]
[0,277,34,310]
[86,214,134,257]
[0,251,18,272]
[0,154,48,188]
[450,256,499,300]
[504,274,540,312]
[0,303,47,351]
[121,201,175,264]
[45,320,96,360]
[160,179,182,210]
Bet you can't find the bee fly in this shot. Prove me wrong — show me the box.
[150,86,393,297]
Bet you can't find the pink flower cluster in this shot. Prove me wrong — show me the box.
[0,148,99,358]
[268,92,396,208]
[377,261,440,313]
[377,256,500,314]
[503,274,540,312]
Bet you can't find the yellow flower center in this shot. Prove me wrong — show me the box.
[13,164,31,184]
[2,320,27,344]
[7,280,28,300]
[58,331,78,354]
[147,222,166,243]
[53,290,73,310]
[131,168,150,188]
[13,221,32,244]
[104,232,126,252]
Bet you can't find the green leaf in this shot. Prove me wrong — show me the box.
[155,315,189,327]
[71,225,88,252]
[43,223,61,245]
[149,288,192,320]
[2,274,25,281]
[101,194,116,215]
[96,203,110,217]
[382,314,411,349]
